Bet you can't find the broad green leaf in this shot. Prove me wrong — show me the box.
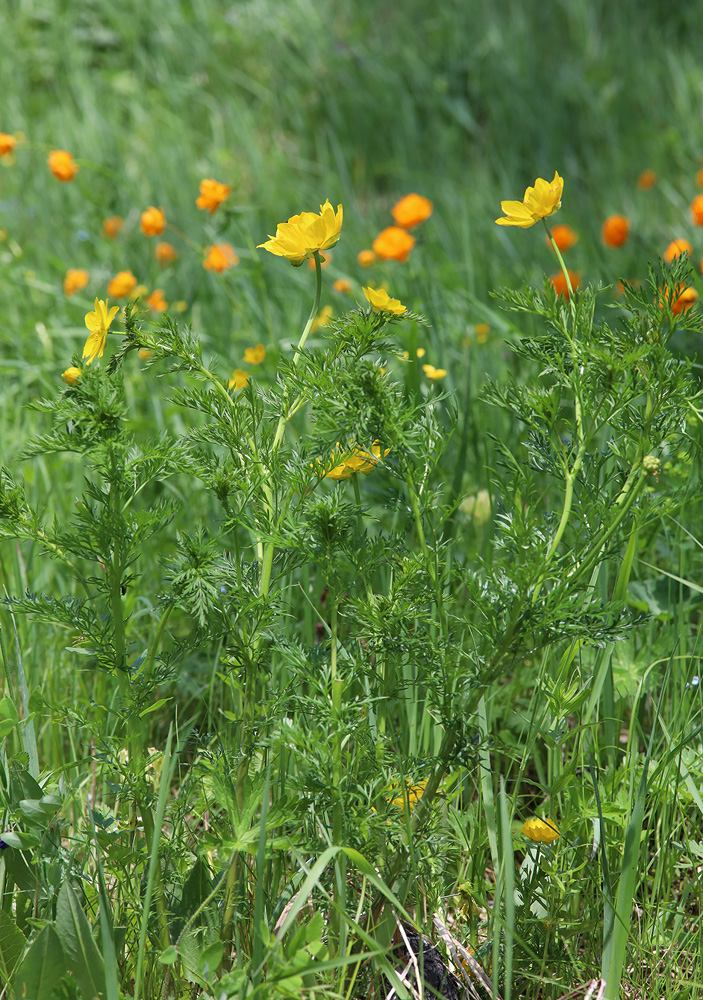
[0,910,25,983]
[13,925,65,1000]
[56,881,106,1000]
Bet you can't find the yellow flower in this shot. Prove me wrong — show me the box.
[422,364,447,380]
[333,278,351,294]
[243,343,266,364]
[63,268,89,296]
[48,149,79,181]
[0,133,17,157]
[320,441,390,481]
[475,323,490,344]
[522,818,559,844]
[258,199,343,266]
[140,206,166,237]
[196,178,231,215]
[495,171,563,228]
[363,286,406,315]
[403,348,425,359]
[357,249,376,267]
[62,366,82,385]
[138,349,152,360]
[387,778,428,811]
[229,369,249,390]
[311,305,333,332]
[82,298,119,365]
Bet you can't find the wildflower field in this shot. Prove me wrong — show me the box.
[2,1,703,998]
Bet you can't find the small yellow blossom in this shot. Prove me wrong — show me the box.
[243,343,266,364]
[333,278,351,293]
[63,268,89,296]
[475,323,490,343]
[320,441,390,481]
[403,348,426,359]
[82,298,119,365]
[387,778,428,811]
[62,366,82,385]
[495,171,563,228]
[363,286,406,314]
[258,200,343,266]
[522,818,560,844]
[48,149,79,181]
[140,206,166,237]
[311,305,334,332]
[196,178,231,215]
[229,369,249,390]
[422,364,447,380]
[357,249,376,267]
[173,300,188,312]
[138,349,152,360]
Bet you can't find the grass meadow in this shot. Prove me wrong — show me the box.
[2,1,703,998]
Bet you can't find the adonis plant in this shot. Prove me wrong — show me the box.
[0,176,701,1000]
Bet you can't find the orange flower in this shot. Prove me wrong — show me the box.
[690,194,703,227]
[671,285,698,315]
[372,226,415,262]
[103,216,123,239]
[229,369,249,390]
[333,278,351,294]
[547,224,578,252]
[307,251,332,270]
[549,269,581,299]
[48,150,78,182]
[602,215,630,248]
[664,238,692,262]
[140,206,166,237]
[155,241,178,266]
[138,349,152,360]
[63,268,89,296]
[391,193,433,229]
[147,288,168,312]
[475,323,490,344]
[243,343,266,364]
[108,270,138,298]
[357,249,376,267]
[196,178,231,215]
[203,242,239,272]
[637,169,657,190]
[0,133,17,157]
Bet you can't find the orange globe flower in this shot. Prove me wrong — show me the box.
[155,241,178,265]
[102,216,123,239]
[391,193,433,229]
[140,206,166,237]
[664,238,692,262]
[63,268,89,296]
[637,169,657,190]
[108,270,138,298]
[147,289,168,312]
[372,226,415,262]
[547,224,578,252]
[549,269,581,299]
[357,249,376,267]
[48,150,78,182]
[203,242,239,272]
[602,215,630,247]
[333,278,351,294]
[496,171,563,228]
[0,133,17,157]
[671,285,698,315]
[196,178,231,215]
[307,252,332,270]
[690,194,703,227]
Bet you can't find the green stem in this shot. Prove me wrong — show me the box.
[404,469,448,638]
[543,219,574,300]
